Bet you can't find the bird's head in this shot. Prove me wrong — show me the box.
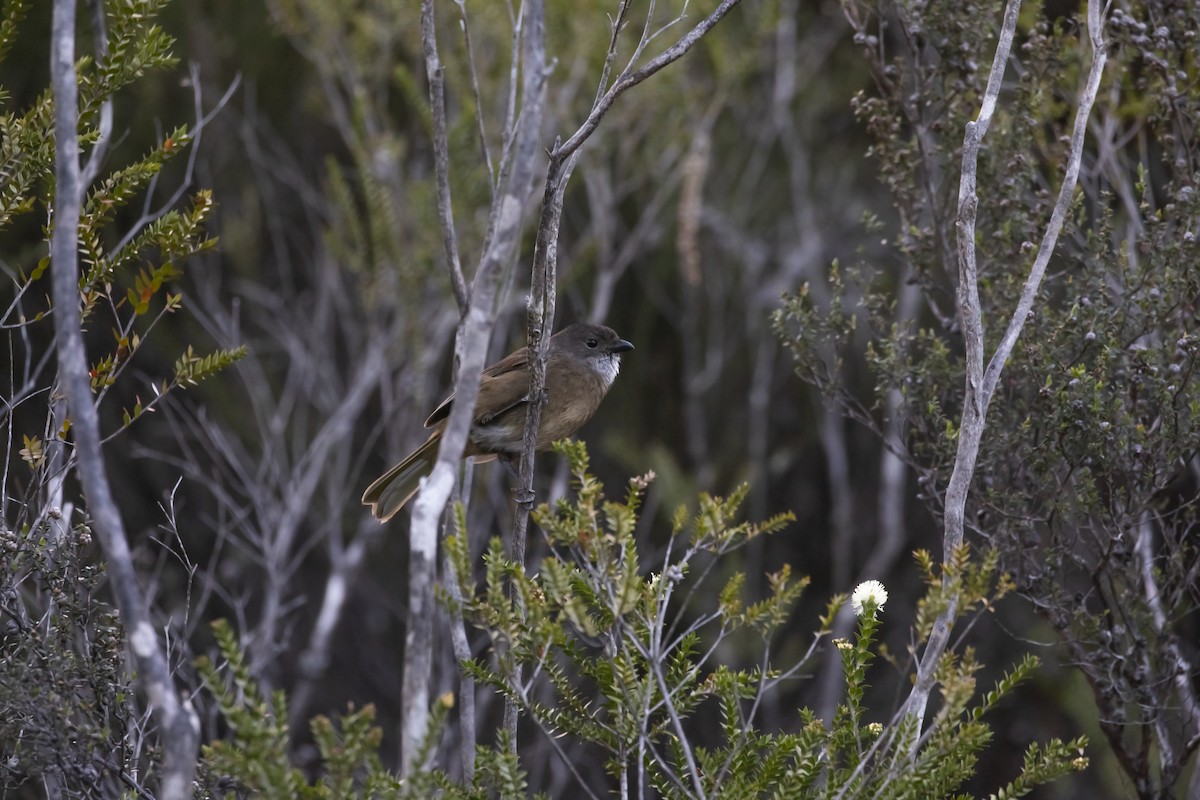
[553,323,634,386]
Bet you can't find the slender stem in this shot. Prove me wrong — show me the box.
[453,0,496,192]
[402,0,548,773]
[553,0,743,162]
[979,0,1108,402]
[441,533,477,781]
[901,0,1022,738]
[50,2,198,797]
[79,0,111,189]
[497,0,549,748]
[421,0,469,312]
[904,0,1109,748]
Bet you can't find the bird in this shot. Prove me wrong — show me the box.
[362,323,634,522]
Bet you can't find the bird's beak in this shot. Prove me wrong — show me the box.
[610,338,635,354]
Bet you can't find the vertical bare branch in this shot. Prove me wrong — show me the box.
[441,534,477,781]
[511,153,564,551]
[78,0,110,188]
[511,0,750,575]
[402,0,549,772]
[504,0,747,751]
[452,0,496,191]
[422,0,469,312]
[979,0,1107,401]
[904,0,1108,739]
[899,0,1022,736]
[288,520,379,733]
[1134,510,1200,777]
[49,1,198,797]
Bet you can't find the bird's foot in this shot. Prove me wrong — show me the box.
[499,453,520,478]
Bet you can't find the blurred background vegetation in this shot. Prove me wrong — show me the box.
[3,0,1198,797]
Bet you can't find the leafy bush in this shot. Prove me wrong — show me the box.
[1,1,241,794]
[0,522,141,797]
[160,442,1095,798]
[777,1,1200,795]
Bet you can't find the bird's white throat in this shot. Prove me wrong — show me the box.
[593,354,621,388]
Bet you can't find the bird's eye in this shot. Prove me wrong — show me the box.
[586,338,598,348]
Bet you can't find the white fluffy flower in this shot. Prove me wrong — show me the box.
[851,580,888,617]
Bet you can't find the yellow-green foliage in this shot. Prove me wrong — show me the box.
[1,5,243,788]
[197,620,405,799]
[1,0,241,447]
[197,446,1087,798]
[441,442,1087,798]
[197,620,535,799]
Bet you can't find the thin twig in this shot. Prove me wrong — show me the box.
[441,529,478,781]
[497,0,551,748]
[110,69,241,256]
[509,0,745,646]
[553,0,742,163]
[509,681,604,800]
[597,1,634,103]
[79,0,111,189]
[979,0,1108,402]
[453,0,496,192]
[641,631,708,799]
[422,0,469,313]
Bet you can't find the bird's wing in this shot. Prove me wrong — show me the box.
[423,346,531,427]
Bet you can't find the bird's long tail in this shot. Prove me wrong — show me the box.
[362,435,440,522]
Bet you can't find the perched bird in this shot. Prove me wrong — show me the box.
[362,323,634,522]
